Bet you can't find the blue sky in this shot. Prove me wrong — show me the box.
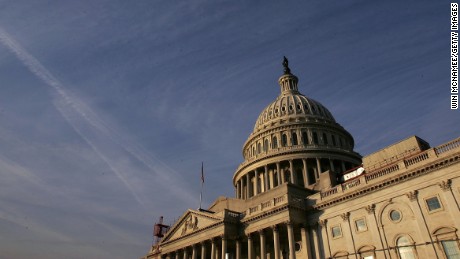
[0,1,457,258]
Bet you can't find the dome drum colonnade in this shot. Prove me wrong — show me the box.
[233,57,361,199]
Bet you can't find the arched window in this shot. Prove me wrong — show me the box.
[292,132,298,145]
[272,136,278,149]
[264,139,269,152]
[323,133,328,145]
[312,132,319,145]
[257,143,261,154]
[302,131,308,145]
[332,135,337,146]
[397,236,416,259]
[281,134,288,147]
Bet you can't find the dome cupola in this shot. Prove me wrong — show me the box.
[233,57,362,199]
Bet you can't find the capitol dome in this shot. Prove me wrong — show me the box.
[233,57,362,199]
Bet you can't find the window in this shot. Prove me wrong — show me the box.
[332,225,342,238]
[355,218,367,232]
[397,236,416,259]
[312,132,318,144]
[332,135,337,146]
[272,136,278,149]
[302,131,308,145]
[390,210,402,222]
[281,134,288,147]
[441,240,460,259]
[323,133,328,145]
[257,143,261,154]
[426,196,442,212]
[263,139,268,152]
[292,132,298,145]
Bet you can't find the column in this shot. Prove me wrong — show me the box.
[254,169,259,195]
[311,224,321,259]
[329,159,335,173]
[259,230,266,259]
[221,236,227,259]
[183,248,189,259]
[247,234,254,259]
[281,168,286,184]
[192,245,197,259]
[302,159,308,187]
[276,163,281,186]
[201,242,207,259]
[406,191,438,259]
[246,174,250,198]
[316,158,322,176]
[264,165,269,192]
[272,225,280,259]
[211,238,216,259]
[269,168,274,189]
[176,251,180,259]
[289,160,296,184]
[365,205,388,259]
[439,180,460,231]
[341,213,357,259]
[301,226,312,259]
[240,180,244,199]
[235,239,241,259]
[287,222,296,259]
[319,220,330,259]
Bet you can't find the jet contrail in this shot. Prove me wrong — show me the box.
[0,27,196,207]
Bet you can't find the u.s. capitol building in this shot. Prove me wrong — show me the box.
[143,58,460,259]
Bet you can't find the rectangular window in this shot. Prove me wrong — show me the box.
[442,240,460,259]
[426,196,442,211]
[355,218,367,232]
[331,225,342,238]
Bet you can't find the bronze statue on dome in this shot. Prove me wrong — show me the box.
[283,56,291,74]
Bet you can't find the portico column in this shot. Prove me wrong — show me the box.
[192,244,197,259]
[272,225,280,259]
[183,248,188,259]
[235,239,241,259]
[259,230,266,259]
[221,236,227,259]
[302,159,308,187]
[287,222,296,259]
[247,234,254,259]
[201,242,207,259]
[211,238,216,259]
[176,251,180,259]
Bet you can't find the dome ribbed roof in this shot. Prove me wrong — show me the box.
[253,94,336,132]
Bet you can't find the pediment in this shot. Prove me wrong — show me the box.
[162,209,222,242]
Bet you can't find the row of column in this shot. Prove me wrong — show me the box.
[235,158,350,199]
[163,223,309,259]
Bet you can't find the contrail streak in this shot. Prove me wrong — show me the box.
[0,27,196,207]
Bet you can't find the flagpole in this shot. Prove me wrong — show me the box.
[199,162,204,210]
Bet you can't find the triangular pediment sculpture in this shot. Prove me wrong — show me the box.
[162,210,222,242]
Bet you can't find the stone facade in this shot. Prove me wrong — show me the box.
[142,60,460,259]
